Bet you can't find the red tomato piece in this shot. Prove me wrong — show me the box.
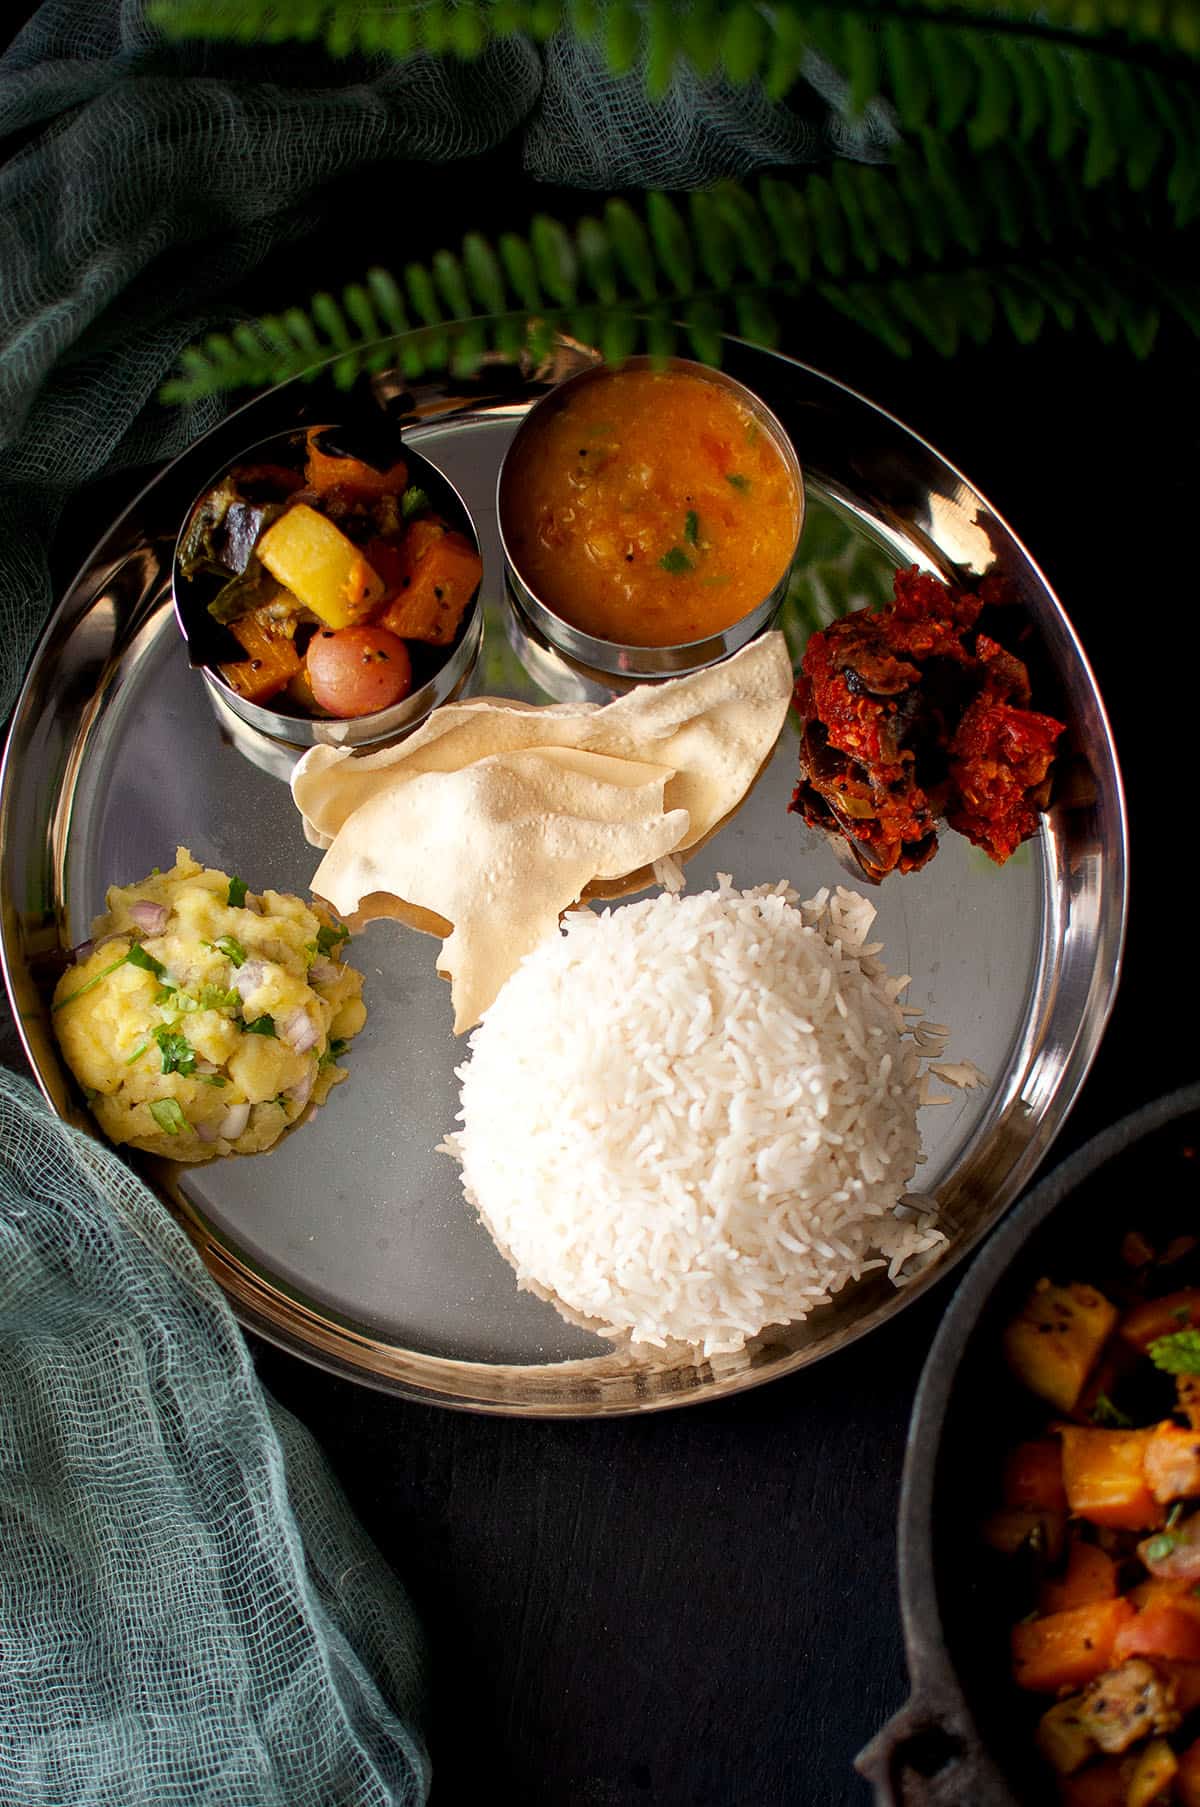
[1113,1602,1200,1665]
[305,625,413,718]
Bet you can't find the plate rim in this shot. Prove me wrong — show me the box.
[0,335,1129,1415]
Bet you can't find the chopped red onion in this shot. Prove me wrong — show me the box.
[71,939,95,965]
[307,960,339,987]
[234,960,266,1000]
[196,1118,221,1144]
[219,1102,250,1139]
[129,900,169,936]
[286,1066,315,1109]
[194,1059,218,1076]
[280,1008,318,1054]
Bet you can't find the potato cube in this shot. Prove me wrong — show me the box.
[1003,1280,1119,1413]
[257,504,385,629]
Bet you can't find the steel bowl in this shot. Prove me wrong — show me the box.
[496,355,805,682]
[857,1081,1200,1806]
[172,424,483,763]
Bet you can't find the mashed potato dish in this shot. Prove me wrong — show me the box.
[52,847,366,1162]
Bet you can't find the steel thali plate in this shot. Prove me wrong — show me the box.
[0,337,1127,1414]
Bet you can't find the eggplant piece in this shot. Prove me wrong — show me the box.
[207,557,278,626]
[178,477,240,579]
[222,500,286,576]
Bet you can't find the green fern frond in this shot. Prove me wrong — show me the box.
[150,0,1200,69]
[151,1,1200,221]
[161,152,1200,401]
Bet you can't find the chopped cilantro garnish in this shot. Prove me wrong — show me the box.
[315,923,350,957]
[402,485,431,519]
[684,510,699,545]
[157,984,199,1013]
[124,1042,149,1066]
[227,876,248,909]
[153,1026,197,1076]
[725,472,751,493]
[198,985,240,1012]
[242,1015,276,1038]
[318,1037,351,1073]
[148,1098,188,1136]
[213,935,247,967]
[126,945,166,976]
[195,1073,227,1088]
[1148,1329,1200,1374]
[53,942,165,1013]
[659,546,692,575]
[1090,1393,1133,1429]
[1144,1533,1178,1563]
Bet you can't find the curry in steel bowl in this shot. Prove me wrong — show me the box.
[497,357,803,672]
[175,425,483,734]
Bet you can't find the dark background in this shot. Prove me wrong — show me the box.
[3,20,1199,1803]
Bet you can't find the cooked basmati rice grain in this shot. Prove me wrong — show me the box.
[442,877,965,1356]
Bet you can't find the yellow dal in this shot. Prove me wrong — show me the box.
[502,369,800,647]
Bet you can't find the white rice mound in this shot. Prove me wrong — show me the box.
[443,877,962,1357]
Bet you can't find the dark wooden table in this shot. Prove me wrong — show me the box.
[3,147,1197,1804]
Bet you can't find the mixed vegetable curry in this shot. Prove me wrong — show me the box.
[987,1231,1200,1804]
[179,429,482,720]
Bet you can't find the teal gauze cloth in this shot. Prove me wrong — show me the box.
[0,1070,430,1807]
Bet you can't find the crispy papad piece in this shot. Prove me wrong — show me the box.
[292,632,793,1029]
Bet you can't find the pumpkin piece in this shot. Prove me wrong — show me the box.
[1124,1738,1177,1807]
[1144,1423,1200,1504]
[377,528,482,647]
[1126,1579,1200,1623]
[218,608,302,705]
[1061,1429,1163,1531]
[1007,1439,1070,1512]
[1038,1696,1098,1775]
[256,504,385,629]
[1176,1738,1200,1807]
[1120,1291,1200,1352]
[303,430,408,499]
[1012,1599,1136,1693]
[1041,1540,1119,1615]
[1005,1281,1120,1413]
[982,1504,1066,1562]
[367,518,445,605]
